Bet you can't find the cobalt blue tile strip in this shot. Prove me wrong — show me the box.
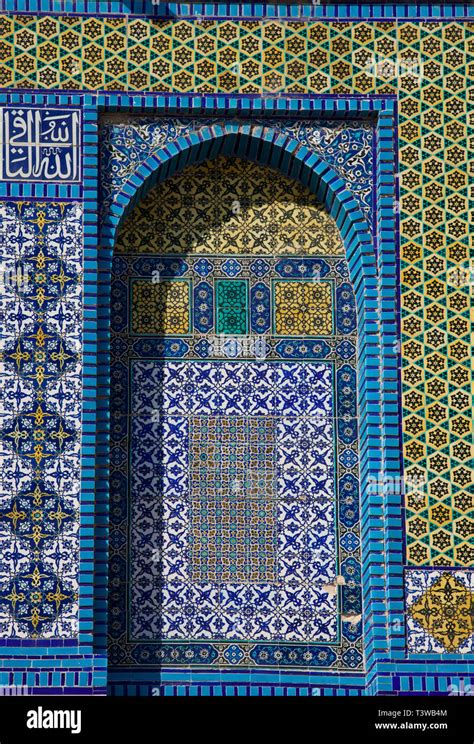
[1,2,474,20]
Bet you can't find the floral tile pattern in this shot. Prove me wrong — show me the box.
[131,359,336,642]
[100,117,374,220]
[0,201,82,638]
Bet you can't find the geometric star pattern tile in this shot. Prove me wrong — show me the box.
[0,17,400,94]
[399,22,474,567]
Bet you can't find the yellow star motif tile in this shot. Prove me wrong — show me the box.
[408,573,474,652]
[274,281,333,336]
[131,280,190,336]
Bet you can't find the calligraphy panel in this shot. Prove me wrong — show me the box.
[0,107,81,183]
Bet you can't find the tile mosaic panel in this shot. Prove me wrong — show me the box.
[0,201,82,639]
[101,77,473,659]
[0,17,399,95]
[0,8,470,679]
[131,279,191,336]
[215,279,248,336]
[131,359,335,643]
[188,415,278,584]
[108,156,362,670]
[398,22,474,568]
[273,280,333,336]
[78,21,474,572]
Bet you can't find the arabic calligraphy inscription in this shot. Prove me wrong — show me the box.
[0,107,81,183]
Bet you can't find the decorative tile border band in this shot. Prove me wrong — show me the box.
[1,3,474,21]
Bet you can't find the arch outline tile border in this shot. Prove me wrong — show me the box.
[84,93,403,694]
